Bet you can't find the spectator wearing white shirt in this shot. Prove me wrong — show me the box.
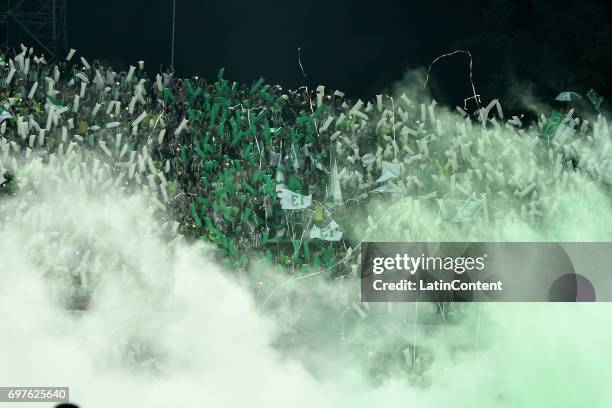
[105,66,117,86]
[161,64,175,87]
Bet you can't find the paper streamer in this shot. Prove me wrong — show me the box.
[76,72,89,83]
[46,77,55,92]
[105,101,115,115]
[320,116,334,132]
[6,68,16,85]
[160,183,169,203]
[132,111,147,127]
[126,65,136,82]
[174,118,188,136]
[128,96,137,114]
[496,101,504,120]
[98,141,111,157]
[45,108,54,131]
[147,157,156,174]
[66,49,76,61]
[158,129,166,145]
[336,113,345,127]
[27,82,38,100]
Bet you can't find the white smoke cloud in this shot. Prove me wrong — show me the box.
[1,111,612,408]
[0,161,327,408]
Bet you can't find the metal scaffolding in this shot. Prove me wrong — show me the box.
[0,0,67,58]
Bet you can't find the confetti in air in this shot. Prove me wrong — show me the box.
[297,46,308,78]
[424,50,481,112]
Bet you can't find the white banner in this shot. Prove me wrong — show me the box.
[452,196,482,223]
[310,226,343,241]
[376,161,401,183]
[280,189,312,210]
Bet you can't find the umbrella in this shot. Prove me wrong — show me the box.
[554,91,582,102]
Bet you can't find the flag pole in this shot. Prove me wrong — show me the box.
[171,0,176,67]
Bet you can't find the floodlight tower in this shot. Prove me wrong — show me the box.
[0,0,67,59]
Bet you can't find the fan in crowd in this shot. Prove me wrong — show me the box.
[0,44,607,279]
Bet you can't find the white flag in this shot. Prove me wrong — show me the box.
[452,196,482,223]
[376,161,401,183]
[65,49,76,61]
[280,189,312,210]
[372,183,401,194]
[310,226,343,241]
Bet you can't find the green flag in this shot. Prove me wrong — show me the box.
[181,146,188,164]
[46,95,63,108]
[541,111,564,142]
[190,203,202,228]
[250,77,265,94]
[303,240,311,261]
[162,87,175,103]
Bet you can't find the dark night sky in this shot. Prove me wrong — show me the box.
[67,0,485,101]
[4,0,612,107]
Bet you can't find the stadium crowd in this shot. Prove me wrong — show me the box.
[0,44,606,278]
